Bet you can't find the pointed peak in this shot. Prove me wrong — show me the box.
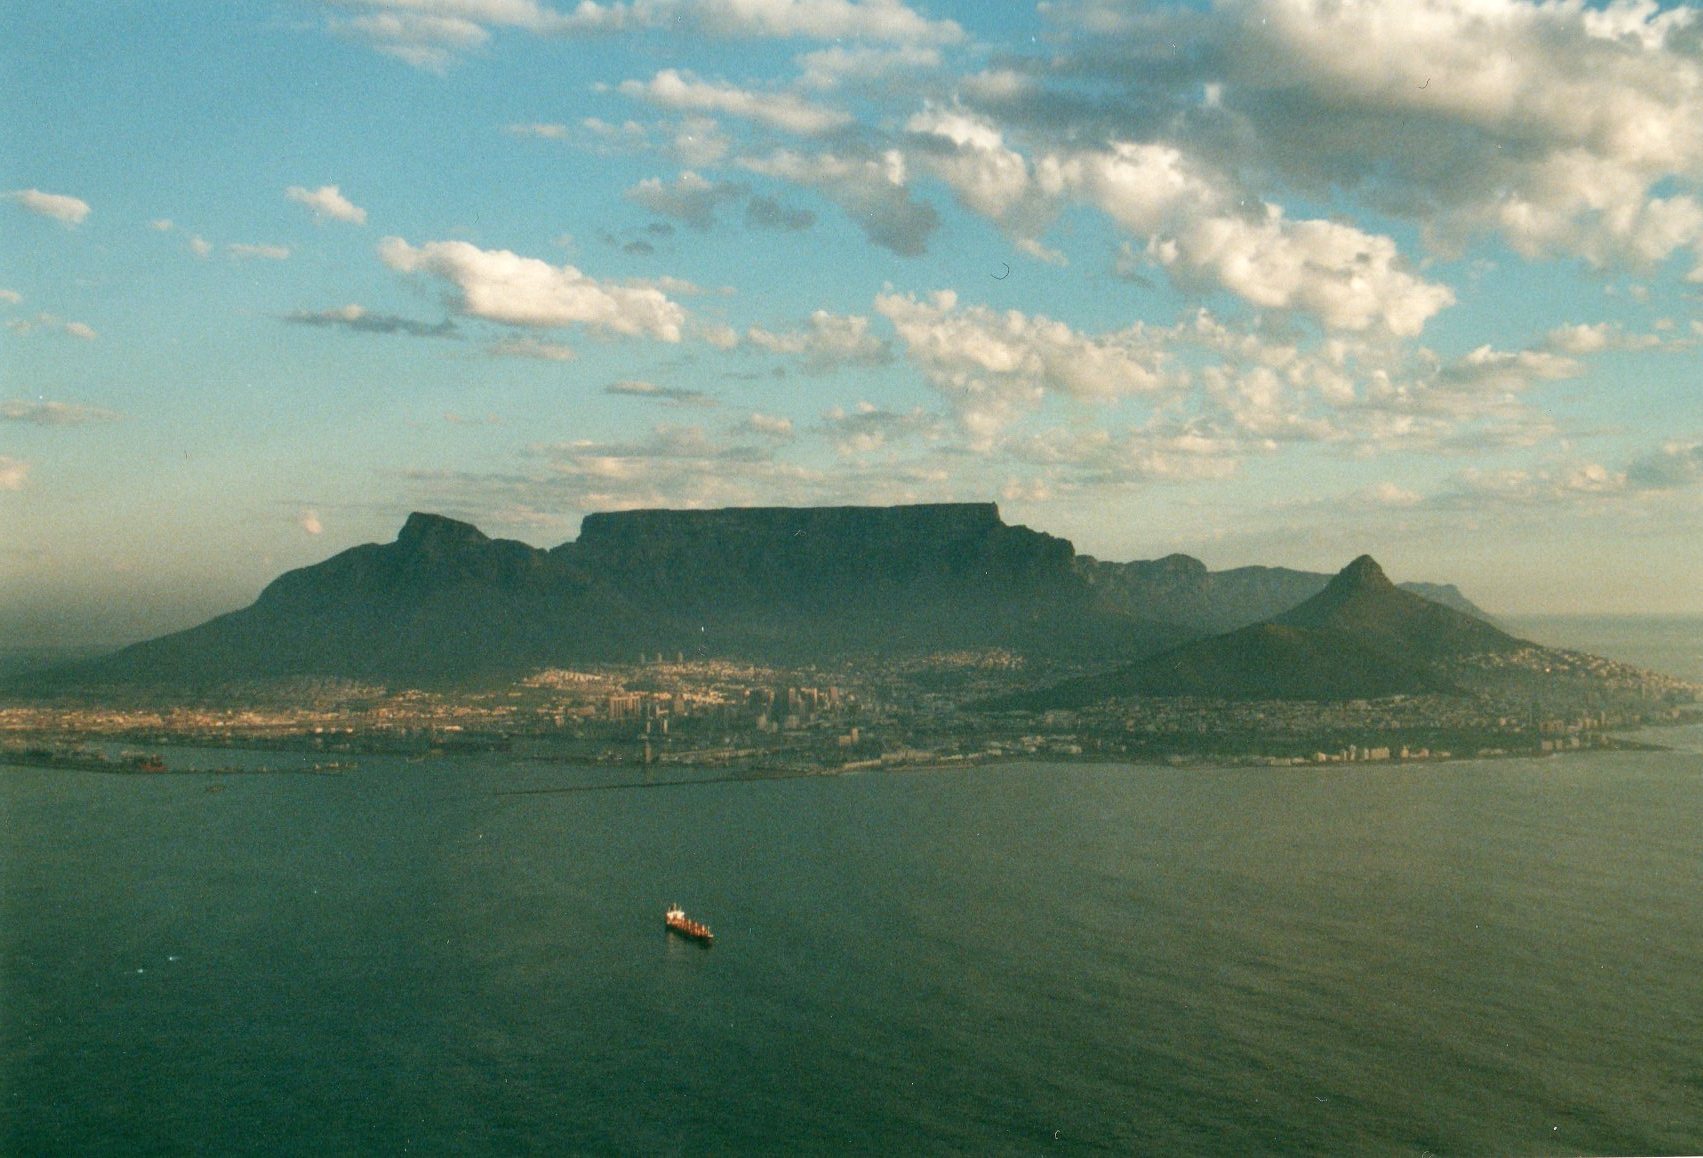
[1331,554,1394,592]
[397,512,489,548]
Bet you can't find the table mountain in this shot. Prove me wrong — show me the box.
[15,507,1500,694]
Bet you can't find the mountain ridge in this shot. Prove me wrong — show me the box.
[14,503,1502,692]
[999,553,1529,709]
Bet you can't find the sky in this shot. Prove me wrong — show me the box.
[3,0,1702,646]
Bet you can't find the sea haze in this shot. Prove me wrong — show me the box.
[4,734,1701,1153]
[1505,615,1703,683]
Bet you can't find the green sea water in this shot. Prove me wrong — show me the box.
[5,750,1700,1155]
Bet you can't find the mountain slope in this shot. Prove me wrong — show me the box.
[1004,555,1525,708]
[26,505,1191,690]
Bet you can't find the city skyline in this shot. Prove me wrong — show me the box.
[5,0,1703,646]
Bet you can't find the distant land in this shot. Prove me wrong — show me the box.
[5,504,1699,775]
[12,503,1495,693]
[999,555,1529,708]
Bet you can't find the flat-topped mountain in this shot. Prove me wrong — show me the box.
[1004,555,1528,708]
[15,504,1499,693]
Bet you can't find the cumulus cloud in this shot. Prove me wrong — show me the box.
[618,70,852,136]
[625,171,748,229]
[743,148,938,255]
[0,288,21,305]
[286,184,367,225]
[0,457,29,490]
[299,510,324,535]
[379,237,686,339]
[605,379,715,406]
[1158,205,1457,336]
[1543,320,1669,354]
[285,303,459,338]
[2,400,122,425]
[875,289,1175,443]
[1029,0,1703,276]
[7,189,90,226]
[747,310,891,373]
[904,108,1056,239]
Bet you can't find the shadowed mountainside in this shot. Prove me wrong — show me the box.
[16,507,1500,693]
[1002,555,1528,708]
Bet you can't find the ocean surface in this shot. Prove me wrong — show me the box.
[4,620,1702,1155]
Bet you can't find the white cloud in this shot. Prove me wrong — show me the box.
[1015,237,1068,266]
[379,237,686,339]
[7,189,90,226]
[1444,461,1629,506]
[6,313,97,341]
[905,109,1053,237]
[1046,141,1219,236]
[797,43,940,90]
[618,70,852,136]
[693,321,741,349]
[330,9,491,69]
[1168,0,1703,271]
[670,116,733,167]
[0,289,20,305]
[875,289,1175,444]
[675,0,963,43]
[228,243,290,261]
[1159,205,1456,335]
[747,310,891,373]
[745,412,796,439]
[286,184,368,225]
[506,122,571,139]
[324,0,962,64]
[299,510,324,535]
[1543,320,1669,355]
[0,457,29,490]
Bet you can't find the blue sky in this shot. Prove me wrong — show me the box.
[4,0,1702,645]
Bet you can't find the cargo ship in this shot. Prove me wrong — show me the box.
[664,906,714,945]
